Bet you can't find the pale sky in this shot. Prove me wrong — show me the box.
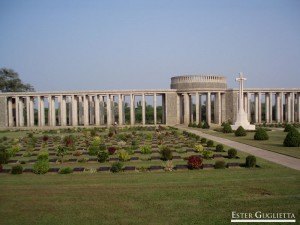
[0,0,299,91]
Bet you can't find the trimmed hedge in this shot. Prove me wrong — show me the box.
[215,160,226,169]
[11,165,23,174]
[235,126,247,137]
[206,140,214,147]
[284,124,294,132]
[283,129,300,147]
[59,167,73,174]
[254,128,269,140]
[228,148,237,159]
[215,144,224,152]
[223,123,233,133]
[245,155,256,168]
[111,162,123,173]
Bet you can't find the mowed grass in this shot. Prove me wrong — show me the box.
[201,129,300,159]
[0,163,299,225]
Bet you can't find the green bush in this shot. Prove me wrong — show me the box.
[200,138,207,144]
[215,144,224,152]
[254,128,269,140]
[245,155,256,168]
[202,121,210,129]
[194,144,204,153]
[99,144,107,151]
[223,123,233,133]
[235,126,247,137]
[228,148,237,158]
[37,151,49,161]
[197,122,202,128]
[203,150,213,159]
[11,165,23,174]
[0,145,9,164]
[140,145,151,154]
[111,162,123,173]
[97,151,109,163]
[118,150,130,162]
[59,167,73,174]
[214,160,226,169]
[283,129,300,147]
[33,160,50,174]
[88,145,100,156]
[206,140,214,147]
[160,146,173,161]
[284,124,294,132]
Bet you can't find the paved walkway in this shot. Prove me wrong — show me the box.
[176,125,300,171]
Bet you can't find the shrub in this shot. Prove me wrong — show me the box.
[245,155,256,168]
[202,121,210,129]
[206,140,214,147]
[140,145,151,154]
[7,145,21,157]
[108,147,117,155]
[97,151,109,163]
[228,148,237,158]
[214,160,226,169]
[197,122,202,128]
[160,146,173,161]
[88,145,100,156]
[254,128,269,140]
[33,160,49,174]
[63,135,75,147]
[194,144,204,153]
[215,144,224,152]
[164,160,174,171]
[99,144,107,151]
[203,150,213,159]
[118,150,130,162]
[223,123,233,133]
[187,156,203,169]
[42,135,49,142]
[111,162,123,173]
[0,145,9,164]
[37,151,49,161]
[59,167,73,174]
[11,165,23,174]
[0,164,2,172]
[90,129,97,137]
[200,138,207,144]
[283,129,300,147]
[284,124,294,132]
[56,146,68,163]
[235,126,247,136]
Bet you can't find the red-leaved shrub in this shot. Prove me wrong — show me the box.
[108,147,117,155]
[187,156,203,169]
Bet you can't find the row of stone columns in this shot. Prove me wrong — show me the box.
[243,92,300,123]
[7,93,164,127]
[181,92,224,125]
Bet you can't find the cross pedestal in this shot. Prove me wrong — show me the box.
[231,73,255,130]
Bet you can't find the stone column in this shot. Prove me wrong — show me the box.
[60,95,67,126]
[183,93,190,125]
[19,98,24,127]
[26,97,30,126]
[107,94,112,126]
[118,94,123,125]
[254,93,259,123]
[94,95,100,126]
[195,92,199,124]
[110,95,115,124]
[206,92,211,125]
[38,96,45,127]
[199,94,203,122]
[280,92,284,123]
[29,97,34,126]
[247,92,251,121]
[15,97,19,127]
[266,93,270,123]
[276,93,280,123]
[71,95,78,126]
[99,96,105,125]
[142,93,146,125]
[7,98,13,127]
[291,92,295,123]
[153,93,157,125]
[88,96,94,125]
[221,93,226,123]
[298,93,300,123]
[51,96,56,126]
[214,92,221,124]
[83,95,89,126]
[258,92,262,123]
[130,94,135,125]
[286,93,291,123]
[162,94,166,124]
[48,96,52,126]
[269,92,273,123]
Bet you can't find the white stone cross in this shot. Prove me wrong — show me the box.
[236,72,247,112]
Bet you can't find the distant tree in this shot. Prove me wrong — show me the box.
[0,68,34,92]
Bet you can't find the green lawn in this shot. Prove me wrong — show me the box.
[199,129,300,159]
[0,162,299,225]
